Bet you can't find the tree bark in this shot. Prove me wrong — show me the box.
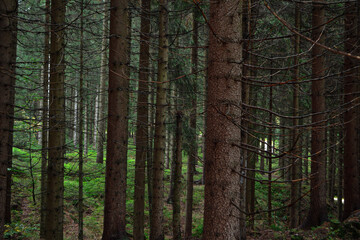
[133,0,151,237]
[172,112,183,240]
[0,0,17,237]
[343,1,360,219]
[102,0,130,238]
[46,0,66,238]
[185,6,199,238]
[203,0,244,238]
[302,0,328,228]
[150,0,169,239]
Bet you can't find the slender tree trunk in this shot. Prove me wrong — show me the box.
[343,1,360,219]
[302,0,328,228]
[203,0,244,238]
[102,0,130,238]
[185,6,199,238]
[78,1,84,238]
[328,124,336,205]
[46,0,66,238]
[133,0,151,237]
[40,0,50,237]
[172,112,183,240]
[338,130,343,221]
[290,2,301,228]
[267,65,273,226]
[96,0,109,164]
[150,0,169,238]
[0,0,17,237]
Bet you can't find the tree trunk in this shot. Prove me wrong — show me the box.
[203,0,244,238]
[150,0,169,238]
[185,6,199,238]
[78,1,85,238]
[0,0,17,237]
[46,0,66,238]
[40,0,50,237]
[290,2,301,228]
[172,112,183,240]
[302,0,328,228]
[133,0,151,237]
[343,1,360,219]
[102,0,130,238]
[96,0,109,164]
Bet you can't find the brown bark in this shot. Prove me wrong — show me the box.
[40,0,50,237]
[102,0,130,238]
[150,0,169,239]
[343,1,360,219]
[290,2,301,228]
[46,0,66,238]
[302,0,328,228]
[96,0,109,164]
[133,0,151,237]
[0,0,17,237]
[203,0,244,238]
[172,112,183,240]
[185,6,199,239]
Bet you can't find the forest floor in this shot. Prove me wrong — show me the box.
[6,147,360,239]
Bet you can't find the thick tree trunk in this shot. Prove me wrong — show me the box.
[343,1,360,219]
[46,0,66,238]
[150,0,169,239]
[133,0,151,237]
[302,0,328,228]
[172,112,183,240]
[96,0,109,164]
[203,0,244,239]
[0,0,17,237]
[102,0,130,238]
[40,0,50,237]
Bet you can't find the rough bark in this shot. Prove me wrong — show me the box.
[203,0,244,238]
[172,112,183,240]
[343,1,360,219]
[102,0,130,238]
[302,0,328,228]
[0,0,17,237]
[150,0,169,239]
[133,0,151,237]
[46,0,66,238]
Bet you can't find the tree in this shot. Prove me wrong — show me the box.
[172,112,183,240]
[0,0,17,237]
[40,0,50,237]
[102,0,130,238]
[203,0,244,238]
[302,0,328,228]
[96,0,109,164]
[45,0,67,238]
[290,1,301,228]
[343,1,360,219]
[150,0,169,238]
[185,5,199,238]
[133,0,151,237]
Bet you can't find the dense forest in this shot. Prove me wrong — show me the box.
[1,0,360,239]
